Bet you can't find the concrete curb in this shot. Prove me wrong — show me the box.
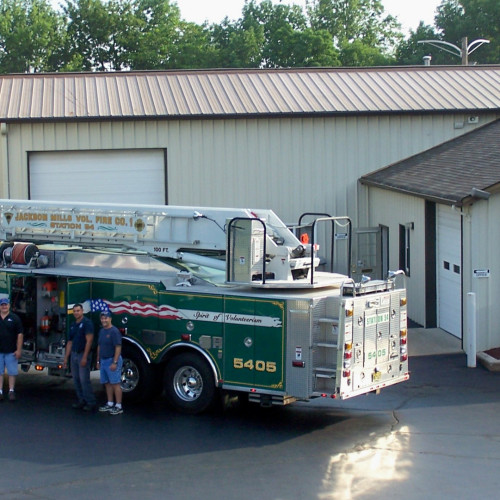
[477,351,500,372]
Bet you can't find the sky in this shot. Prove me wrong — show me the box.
[174,0,442,34]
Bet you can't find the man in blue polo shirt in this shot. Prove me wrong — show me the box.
[0,296,23,402]
[63,303,96,411]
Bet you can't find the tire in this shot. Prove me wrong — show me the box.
[164,352,216,414]
[120,345,155,403]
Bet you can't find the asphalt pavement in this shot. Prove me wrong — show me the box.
[0,329,499,500]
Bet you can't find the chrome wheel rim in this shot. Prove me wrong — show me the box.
[173,365,203,402]
[121,358,139,392]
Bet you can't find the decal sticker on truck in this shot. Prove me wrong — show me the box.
[71,298,283,327]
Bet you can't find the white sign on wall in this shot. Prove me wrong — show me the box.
[473,269,490,278]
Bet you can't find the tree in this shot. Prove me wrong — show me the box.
[0,0,67,73]
[434,0,499,64]
[209,16,265,68]
[306,0,402,65]
[116,0,183,70]
[169,21,220,69]
[211,0,339,68]
[63,0,123,71]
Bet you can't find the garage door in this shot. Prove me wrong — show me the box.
[29,149,166,204]
[437,205,462,338]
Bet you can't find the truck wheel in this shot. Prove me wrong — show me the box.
[164,352,215,414]
[121,346,154,403]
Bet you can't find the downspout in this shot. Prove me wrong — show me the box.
[0,123,9,198]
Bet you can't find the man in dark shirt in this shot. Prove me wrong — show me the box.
[63,303,96,411]
[0,296,23,401]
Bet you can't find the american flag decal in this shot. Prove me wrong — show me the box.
[90,298,183,320]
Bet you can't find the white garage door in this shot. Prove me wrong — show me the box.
[29,149,166,204]
[437,205,462,338]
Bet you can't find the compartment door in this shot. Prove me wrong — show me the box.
[223,297,285,391]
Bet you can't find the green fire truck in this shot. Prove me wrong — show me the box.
[0,199,409,413]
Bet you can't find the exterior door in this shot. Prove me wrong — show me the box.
[437,205,462,338]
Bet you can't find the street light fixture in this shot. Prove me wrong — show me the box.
[418,37,490,65]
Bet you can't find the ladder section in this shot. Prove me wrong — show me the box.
[0,199,252,251]
[0,199,292,257]
[312,296,341,393]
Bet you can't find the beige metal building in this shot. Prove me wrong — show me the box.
[0,66,499,343]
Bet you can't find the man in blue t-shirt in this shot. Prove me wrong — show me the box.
[63,303,96,411]
[96,311,123,415]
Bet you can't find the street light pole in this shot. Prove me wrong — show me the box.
[462,37,468,66]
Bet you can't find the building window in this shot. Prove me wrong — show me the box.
[399,224,411,277]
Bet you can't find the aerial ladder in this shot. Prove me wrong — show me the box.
[0,199,348,288]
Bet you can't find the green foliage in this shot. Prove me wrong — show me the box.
[239,0,340,67]
[0,0,497,73]
[435,0,499,64]
[395,0,498,65]
[209,16,265,68]
[63,0,122,71]
[116,0,182,70]
[307,0,402,65]
[0,0,67,73]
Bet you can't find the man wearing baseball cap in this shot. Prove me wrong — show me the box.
[0,297,23,401]
[96,311,123,415]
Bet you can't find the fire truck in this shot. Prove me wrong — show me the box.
[0,199,409,413]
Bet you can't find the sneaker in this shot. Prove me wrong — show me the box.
[109,405,123,415]
[72,401,85,409]
[82,404,96,412]
[8,391,15,402]
[99,403,114,413]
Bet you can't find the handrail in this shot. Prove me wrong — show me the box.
[309,216,352,285]
[298,212,333,272]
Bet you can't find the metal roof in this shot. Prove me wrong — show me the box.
[0,66,499,122]
[360,119,500,206]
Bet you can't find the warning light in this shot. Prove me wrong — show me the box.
[300,233,309,244]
